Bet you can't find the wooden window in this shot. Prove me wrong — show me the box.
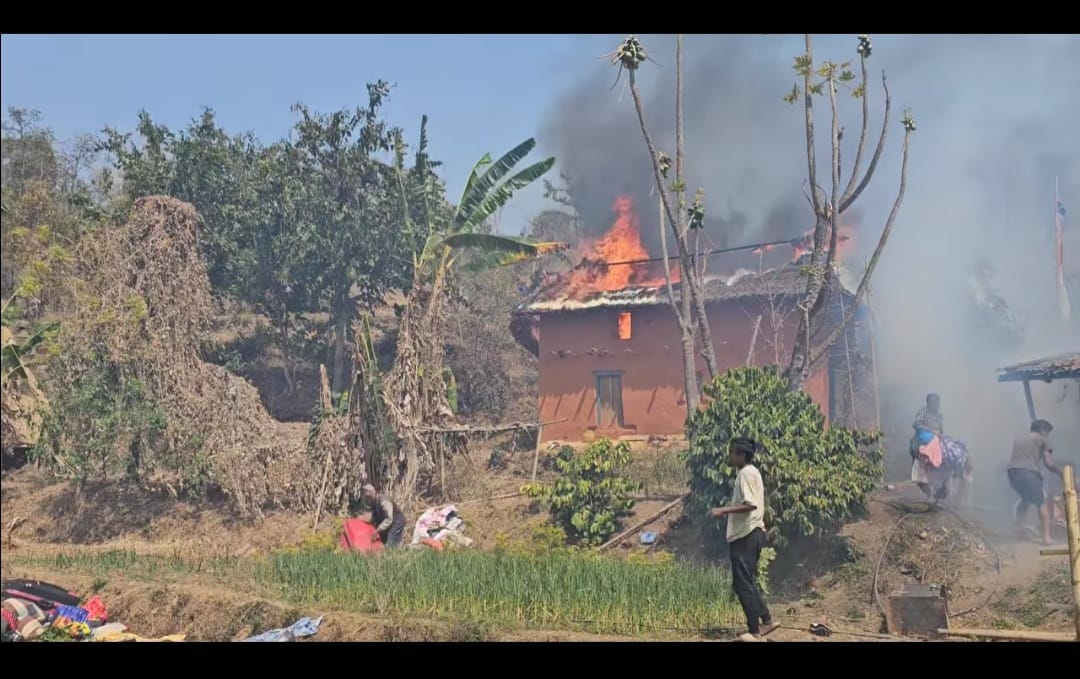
[617,312,632,340]
[594,371,625,428]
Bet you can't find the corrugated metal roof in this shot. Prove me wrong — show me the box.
[996,352,1080,383]
[515,263,847,314]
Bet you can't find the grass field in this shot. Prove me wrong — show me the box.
[21,547,744,635]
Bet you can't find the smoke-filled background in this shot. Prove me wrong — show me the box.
[542,34,1080,518]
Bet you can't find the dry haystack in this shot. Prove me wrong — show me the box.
[45,197,312,519]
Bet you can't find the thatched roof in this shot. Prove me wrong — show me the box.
[996,352,1080,383]
[515,263,851,315]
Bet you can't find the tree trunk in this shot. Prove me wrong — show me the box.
[658,178,699,412]
[786,34,824,392]
[674,35,719,381]
[628,36,709,414]
[331,306,348,397]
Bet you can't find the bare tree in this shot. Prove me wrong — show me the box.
[784,34,915,391]
[609,35,719,413]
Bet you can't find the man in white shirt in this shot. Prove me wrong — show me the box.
[709,437,774,641]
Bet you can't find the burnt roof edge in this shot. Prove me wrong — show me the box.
[996,352,1080,383]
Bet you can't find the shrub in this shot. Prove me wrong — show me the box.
[524,439,640,547]
[33,348,171,487]
[686,366,883,551]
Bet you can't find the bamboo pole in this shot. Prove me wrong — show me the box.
[454,492,523,507]
[1062,464,1079,640]
[1041,548,1070,557]
[937,628,1075,642]
[597,494,689,551]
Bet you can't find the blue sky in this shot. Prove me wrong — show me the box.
[1,34,606,233]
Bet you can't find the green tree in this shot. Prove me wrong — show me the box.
[100,109,268,298]
[686,366,882,550]
[100,109,323,390]
[101,86,435,395]
[1,108,98,300]
[284,81,426,393]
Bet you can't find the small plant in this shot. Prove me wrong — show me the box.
[524,439,640,547]
[687,366,883,551]
[757,546,777,596]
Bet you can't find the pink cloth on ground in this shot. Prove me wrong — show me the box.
[918,435,943,468]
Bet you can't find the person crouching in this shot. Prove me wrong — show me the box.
[362,483,407,548]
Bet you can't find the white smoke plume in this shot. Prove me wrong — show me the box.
[543,34,1080,511]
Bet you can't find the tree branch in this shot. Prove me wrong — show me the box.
[803,35,821,217]
[657,188,689,332]
[841,53,870,200]
[626,62,718,379]
[809,126,911,370]
[627,71,681,260]
[825,71,841,277]
[840,71,891,213]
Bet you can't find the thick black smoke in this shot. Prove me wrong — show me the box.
[543,35,808,253]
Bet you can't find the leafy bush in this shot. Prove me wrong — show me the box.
[493,524,573,558]
[33,349,170,486]
[524,439,640,546]
[686,366,883,551]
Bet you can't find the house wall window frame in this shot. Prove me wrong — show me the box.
[594,370,625,428]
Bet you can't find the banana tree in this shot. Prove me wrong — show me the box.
[1,294,58,452]
[1,295,59,388]
[356,131,563,500]
[405,135,564,280]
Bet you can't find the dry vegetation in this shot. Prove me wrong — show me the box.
[30,197,311,518]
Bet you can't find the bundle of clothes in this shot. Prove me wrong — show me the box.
[242,616,323,642]
[409,504,474,551]
[0,579,184,643]
[911,424,971,502]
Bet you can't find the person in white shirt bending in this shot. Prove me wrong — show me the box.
[709,437,775,641]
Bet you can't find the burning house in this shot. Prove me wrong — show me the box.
[512,195,877,443]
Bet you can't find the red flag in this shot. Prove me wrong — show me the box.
[1055,179,1071,321]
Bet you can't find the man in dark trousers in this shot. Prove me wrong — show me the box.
[709,437,775,642]
[362,483,407,548]
[1007,419,1063,546]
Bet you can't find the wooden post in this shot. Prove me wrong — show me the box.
[1062,464,1079,641]
[530,424,544,483]
[319,364,333,411]
[1022,379,1036,422]
[438,448,447,500]
[937,627,1075,642]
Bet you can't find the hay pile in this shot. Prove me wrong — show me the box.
[47,197,310,519]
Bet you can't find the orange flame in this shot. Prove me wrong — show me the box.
[564,195,677,296]
[790,224,855,263]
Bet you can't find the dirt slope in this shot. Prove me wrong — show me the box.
[2,457,1073,642]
